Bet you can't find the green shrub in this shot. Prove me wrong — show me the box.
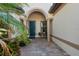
[7,41,20,56]
[15,30,31,46]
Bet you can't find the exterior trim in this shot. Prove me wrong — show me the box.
[51,35,79,50]
[27,8,47,20]
[49,3,66,15]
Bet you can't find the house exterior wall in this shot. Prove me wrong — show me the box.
[52,4,79,55]
[28,12,45,21]
[36,21,40,37]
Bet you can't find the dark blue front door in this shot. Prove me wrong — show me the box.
[29,21,36,39]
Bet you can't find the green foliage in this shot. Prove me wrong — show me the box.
[0,3,31,56]
[0,3,31,46]
[7,41,20,56]
[16,30,31,46]
[0,3,29,14]
[0,29,31,56]
[0,12,25,36]
[0,20,8,38]
[0,47,3,56]
[0,3,29,37]
[0,20,8,29]
[0,40,20,56]
[0,32,8,38]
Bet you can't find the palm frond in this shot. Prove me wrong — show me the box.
[0,3,28,14]
[0,39,11,56]
[0,12,25,35]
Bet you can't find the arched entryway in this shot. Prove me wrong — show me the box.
[27,9,47,39]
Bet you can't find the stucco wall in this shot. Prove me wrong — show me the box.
[28,12,45,21]
[52,4,79,55]
[36,21,40,37]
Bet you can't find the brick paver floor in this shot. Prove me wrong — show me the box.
[20,39,69,56]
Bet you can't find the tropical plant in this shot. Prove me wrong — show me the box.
[0,3,29,14]
[0,3,29,40]
[0,12,25,34]
[0,3,28,32]
[0,39,21,56]
[0,39,11,56]
[0,3,31,55]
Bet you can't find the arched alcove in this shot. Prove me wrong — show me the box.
[27,8,47,39]
[28,11,46,21]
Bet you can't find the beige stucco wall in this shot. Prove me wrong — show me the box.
[52,4,79,55]
[28,12,45,21]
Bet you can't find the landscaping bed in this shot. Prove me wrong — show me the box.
[0,39,20,56]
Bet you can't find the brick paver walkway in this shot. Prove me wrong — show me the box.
[20,39,69,56]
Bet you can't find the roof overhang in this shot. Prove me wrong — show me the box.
[49,3,66,15]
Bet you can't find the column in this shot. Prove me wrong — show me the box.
[47,19,51,43]
[47,14,53,45]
